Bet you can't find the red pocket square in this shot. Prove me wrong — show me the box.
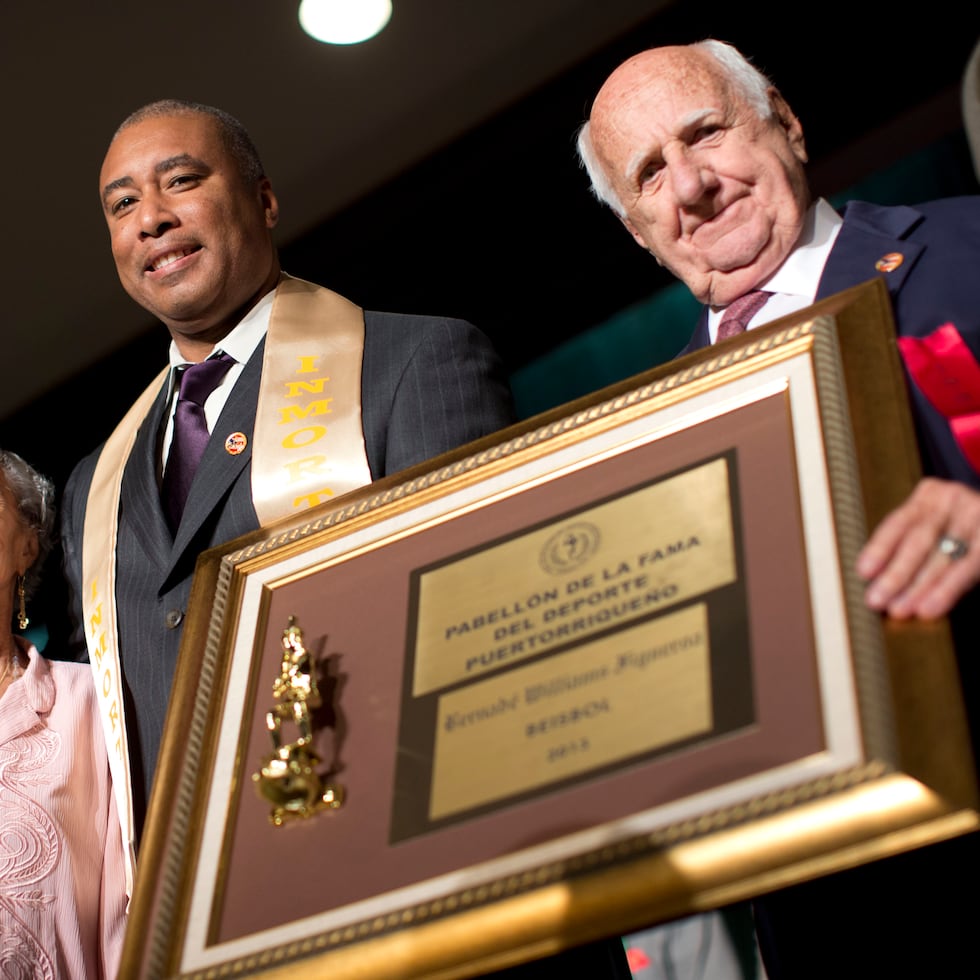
[897,323,980,474]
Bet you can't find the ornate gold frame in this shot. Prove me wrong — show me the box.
[122,279,978,979]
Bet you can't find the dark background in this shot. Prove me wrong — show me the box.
[2,2,979,642]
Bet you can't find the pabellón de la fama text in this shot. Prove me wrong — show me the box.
[442,538,701,668]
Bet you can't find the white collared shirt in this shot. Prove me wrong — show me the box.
[706,198,843,343]
[159,288,275,473]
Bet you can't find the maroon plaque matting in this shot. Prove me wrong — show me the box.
[124,280,978,979]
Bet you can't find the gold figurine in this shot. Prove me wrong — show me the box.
[253,616,344,826]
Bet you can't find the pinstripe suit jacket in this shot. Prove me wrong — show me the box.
[61,310,515,827]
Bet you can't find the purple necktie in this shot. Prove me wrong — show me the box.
[161,352,234,531]
[716,290,772,342]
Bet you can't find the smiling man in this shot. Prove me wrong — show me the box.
[578,39,980,979]
[61,101,515,872]
[99,111,282,361]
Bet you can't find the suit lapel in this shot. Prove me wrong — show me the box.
[123,378,173,568]
[679,309,711,355]
[817,201,925,302]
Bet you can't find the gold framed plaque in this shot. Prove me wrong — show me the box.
[124,279,978,979]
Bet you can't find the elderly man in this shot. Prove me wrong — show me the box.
[61,100,515,874]
[577,39,980,976]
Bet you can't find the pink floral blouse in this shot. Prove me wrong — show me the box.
[0,640,127,978]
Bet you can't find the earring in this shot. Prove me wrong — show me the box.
[17,576,28,631]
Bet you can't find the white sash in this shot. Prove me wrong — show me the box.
[81,278,371,892]
[251,275,372,522]
[82,367,167,896]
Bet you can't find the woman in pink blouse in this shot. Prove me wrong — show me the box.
[0,449,126,978]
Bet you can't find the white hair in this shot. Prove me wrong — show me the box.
[0,450,54,599]
[576,39,775,215]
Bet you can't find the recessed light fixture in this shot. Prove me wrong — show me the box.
[298,0,392,45]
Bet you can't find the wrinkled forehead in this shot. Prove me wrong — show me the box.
[590,49,734,159]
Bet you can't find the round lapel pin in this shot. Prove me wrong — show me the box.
[875,252,904,273]
[225,432,248,456]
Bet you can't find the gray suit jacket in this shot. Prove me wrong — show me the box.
[62,310,515,826]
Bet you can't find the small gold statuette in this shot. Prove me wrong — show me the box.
[253,616,344,826]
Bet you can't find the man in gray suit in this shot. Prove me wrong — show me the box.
[61,100,515,851]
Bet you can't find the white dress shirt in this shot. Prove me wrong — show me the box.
[159,288,274,473]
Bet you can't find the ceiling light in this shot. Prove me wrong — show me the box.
[298,0,392,45]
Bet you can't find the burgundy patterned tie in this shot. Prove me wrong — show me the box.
[161,352,234,532]
[716,290,772,342]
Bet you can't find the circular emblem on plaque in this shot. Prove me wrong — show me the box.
[225,432,248,456]
[539,522,601,575]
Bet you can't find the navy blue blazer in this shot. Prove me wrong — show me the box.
[61,310,516,824]
[685,198,980,978]
[681,197,980,490]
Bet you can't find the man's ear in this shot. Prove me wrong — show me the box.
[768,87,808,164]
[259,178,280,228]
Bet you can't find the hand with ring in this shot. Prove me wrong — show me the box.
[857,477,980,619]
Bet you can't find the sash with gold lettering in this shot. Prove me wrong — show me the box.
[82,276,371,890]
[82,367,166,896]
[251,275,371,521]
